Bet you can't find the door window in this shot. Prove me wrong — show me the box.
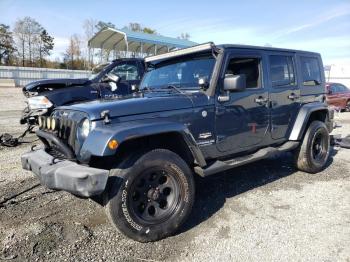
[336,84,348,92]
[330,85,338,93]
[269,55,296,87]
[300,57,322,86]
[225,58,261,88]
[110,62,140,81]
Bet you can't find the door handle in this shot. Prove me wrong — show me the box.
[254,96,268,105]
[288,93,299,100]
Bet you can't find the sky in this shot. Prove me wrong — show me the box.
[1,0,350,66]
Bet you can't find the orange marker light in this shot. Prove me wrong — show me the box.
[108,139,118,150]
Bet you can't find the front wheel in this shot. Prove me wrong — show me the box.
[294,120,330,173]
[104,149,195,242]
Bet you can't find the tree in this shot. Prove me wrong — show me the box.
[128,22,142,32]
[83,18,98,68]
[126,22,157,34]
[38,30,54,67]
[64,34,82,69]
[13,17,51,67]
[13,18,27,66]
[142,27,157,34]
[95,21,116,31]
[0,24,16,65]
[177,33,191,40]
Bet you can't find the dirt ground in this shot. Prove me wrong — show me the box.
[0,87,349,262]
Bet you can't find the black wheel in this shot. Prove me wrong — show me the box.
[294,120,330,173]
[104,149,195,242]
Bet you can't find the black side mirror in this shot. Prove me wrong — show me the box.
[103,73,120,83]
[224,74,246,91]
[198,77,209,90]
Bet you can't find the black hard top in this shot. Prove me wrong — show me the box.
[218,44,320,56]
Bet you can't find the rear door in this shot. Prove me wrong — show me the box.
[267,52,300,140]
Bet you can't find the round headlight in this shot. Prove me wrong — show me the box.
[46,117,51,130]
[81,118,90,138]
[51,118,57,130]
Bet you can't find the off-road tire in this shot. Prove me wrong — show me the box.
[104,149,195,242]
[294,120,330,173]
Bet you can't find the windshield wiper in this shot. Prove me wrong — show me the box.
[163,85,185,94]
[142,86,155,92]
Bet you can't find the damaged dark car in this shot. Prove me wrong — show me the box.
[21,58,145,126]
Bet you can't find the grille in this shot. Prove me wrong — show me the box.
[39,110,86,160]
[57,116,78,149]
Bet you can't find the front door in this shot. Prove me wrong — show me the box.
[268,53,300,140]
[215,52,270,153]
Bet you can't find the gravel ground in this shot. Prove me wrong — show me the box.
[0,87,349,262]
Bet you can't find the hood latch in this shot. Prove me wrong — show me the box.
[100,110,111,124]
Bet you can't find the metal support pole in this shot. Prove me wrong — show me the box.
[125,37,129,58]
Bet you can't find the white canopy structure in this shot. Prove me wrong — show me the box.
[88,27,197,63]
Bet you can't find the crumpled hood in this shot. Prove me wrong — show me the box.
[23,78,89,94]
[59,92,201,120]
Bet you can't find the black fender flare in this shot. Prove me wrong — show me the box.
[289,102,332,141]
[79,121,207,167]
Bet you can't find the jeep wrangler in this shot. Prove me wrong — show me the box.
[21,42,334,242]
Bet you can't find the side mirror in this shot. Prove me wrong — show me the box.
[198,77,209,90]
[103,73,120,83]
[224,74,246,91]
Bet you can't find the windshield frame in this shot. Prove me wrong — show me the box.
[141,52,218,93]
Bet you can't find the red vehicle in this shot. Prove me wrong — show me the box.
[326,82,350,111]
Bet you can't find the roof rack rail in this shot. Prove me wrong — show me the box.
[145,42,216,63]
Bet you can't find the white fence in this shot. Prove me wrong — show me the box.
[0,66,91,87]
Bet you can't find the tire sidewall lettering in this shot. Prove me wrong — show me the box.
[121,185,143,231]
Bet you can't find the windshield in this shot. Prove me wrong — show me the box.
[141,54,216,90]
[89,62,112,80]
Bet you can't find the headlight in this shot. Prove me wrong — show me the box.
[78,118,90,140]
[27,96,53,110]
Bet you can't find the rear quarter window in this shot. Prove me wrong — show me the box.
[300,56,322,86]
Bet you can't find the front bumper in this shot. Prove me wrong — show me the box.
[21,149,109,197]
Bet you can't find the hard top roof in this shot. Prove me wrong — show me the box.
[145,42,320,63]
[219,44,320,55]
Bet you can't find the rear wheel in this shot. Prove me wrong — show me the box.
[104,149,195,242]
[294,120,330,173]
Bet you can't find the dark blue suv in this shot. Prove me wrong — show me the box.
[22,43,334,242]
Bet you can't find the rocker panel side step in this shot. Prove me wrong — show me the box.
[194,141,299,177]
